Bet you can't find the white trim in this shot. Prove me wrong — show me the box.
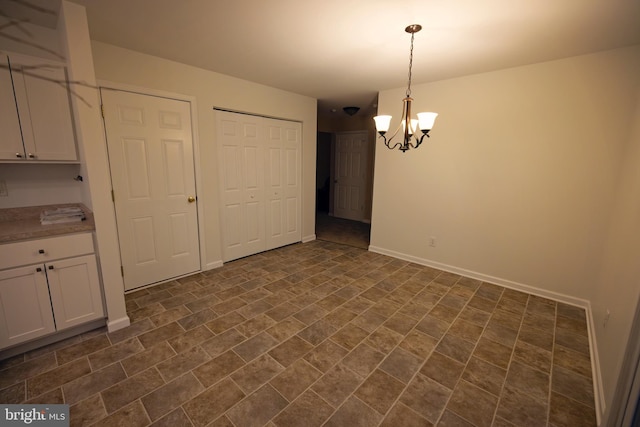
[205,260,224,271]
[368,245,589,307]
[106,316,130,333]
[368,244,605,423]
[585,301,606,425]
[302,234,316,243]
[96,80,196,105]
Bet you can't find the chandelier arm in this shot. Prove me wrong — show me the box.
[414,132,430,149]
[380,134,404,151]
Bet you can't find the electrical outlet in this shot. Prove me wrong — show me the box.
[0,180,7,197]
[429,236,436,247]
[603,309,611,328]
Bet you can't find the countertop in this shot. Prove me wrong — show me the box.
[0,204,95,244]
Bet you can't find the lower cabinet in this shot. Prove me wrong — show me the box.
[0,234,104,350]
[0,265,56,348]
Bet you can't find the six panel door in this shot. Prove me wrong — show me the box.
[334,131,368,221]
[217,111,301,262]
[102,89,200,290]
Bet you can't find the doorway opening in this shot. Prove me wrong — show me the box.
[315,131,372,249]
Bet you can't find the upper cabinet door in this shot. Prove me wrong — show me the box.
[10,53,78,161]
[0,55,25,160]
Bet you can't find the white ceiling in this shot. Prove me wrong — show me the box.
[5,0,640,119]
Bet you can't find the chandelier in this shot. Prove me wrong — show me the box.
[373,24,438,153]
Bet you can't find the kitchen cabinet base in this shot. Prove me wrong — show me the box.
[0,318,105,361]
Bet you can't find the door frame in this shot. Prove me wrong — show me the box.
[97,80,207,288]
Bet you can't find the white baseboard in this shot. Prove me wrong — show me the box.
[368,244,604,423]
[106,315,130,333]
[205,260,224,270]
[302,234,316,243]
[368,245,589,307]
[586,302,606,426]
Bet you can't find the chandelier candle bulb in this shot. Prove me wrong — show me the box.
[418,112,438,131]
[373,115,392,133]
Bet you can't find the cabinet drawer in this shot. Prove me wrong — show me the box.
[0,233,94,270]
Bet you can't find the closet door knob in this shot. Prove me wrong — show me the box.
[187,196,196,203]
[28,153,36,158]
[16,153,23,158]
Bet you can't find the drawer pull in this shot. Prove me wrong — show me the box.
[36,267,42,272]
[48,265,54,270]
[38,249,45,254]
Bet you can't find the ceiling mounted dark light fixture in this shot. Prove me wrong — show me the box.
[374,24,438,153]
[343,106,360,116]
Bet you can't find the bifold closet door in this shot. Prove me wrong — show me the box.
[217,111,301,262]
[217,111,265,261]
[264,118,302,251]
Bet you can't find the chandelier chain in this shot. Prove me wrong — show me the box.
[406,32,415,97]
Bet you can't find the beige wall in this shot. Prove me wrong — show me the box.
[372,46,640,300]
[372,45,640,420]
[90,41,318,267]
[593,85,640,424]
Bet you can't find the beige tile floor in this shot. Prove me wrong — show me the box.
[0,240,596,426]
[315,213,370,249]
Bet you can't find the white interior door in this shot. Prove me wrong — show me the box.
[264,118,301,250]
[217,111,265,261]
[333,131,368,221]
[101,89,200,291]
[217,111,301,262]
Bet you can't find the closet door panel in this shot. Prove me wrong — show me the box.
[218,115,247,260]
[218,112,300,261]
[281,121,302,245]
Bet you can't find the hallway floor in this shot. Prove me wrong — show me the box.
[0,240,596,426]
[315,212,370,249]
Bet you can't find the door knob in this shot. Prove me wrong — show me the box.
[187,196,196,203]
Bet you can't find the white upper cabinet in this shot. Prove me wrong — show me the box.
[0,53,78,162]
[0,55,24,159]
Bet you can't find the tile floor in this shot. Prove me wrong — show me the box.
[315,213,370,249]
[0,240,596,426]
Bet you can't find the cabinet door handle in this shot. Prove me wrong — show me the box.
[48,265,54,270]
[16,153,23,158]
[36,267,42,272]
[38,249,45,254]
